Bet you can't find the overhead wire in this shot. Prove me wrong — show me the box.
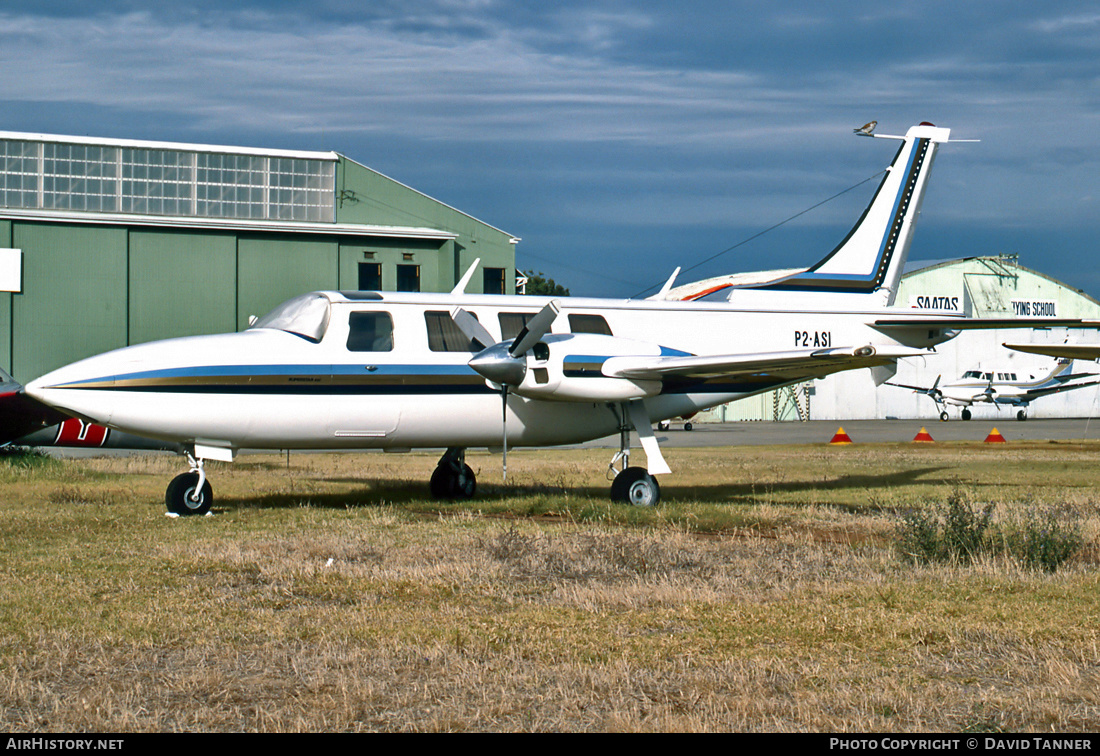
[630,168,888,299]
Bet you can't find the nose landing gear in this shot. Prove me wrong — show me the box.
[166,452,213,516]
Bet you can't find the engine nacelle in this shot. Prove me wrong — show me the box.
[511,334,665,402]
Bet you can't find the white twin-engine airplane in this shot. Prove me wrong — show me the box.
[23,122,1093,515]
[887,358,1100,422]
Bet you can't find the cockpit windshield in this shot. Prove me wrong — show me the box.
[249,293,332,342]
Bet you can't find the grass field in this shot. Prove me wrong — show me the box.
[1,441,1098,732]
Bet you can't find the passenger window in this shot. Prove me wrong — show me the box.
[568,314,612,335]
[425,311,482,352]
[499,312,535,340]
[347,312,394,352]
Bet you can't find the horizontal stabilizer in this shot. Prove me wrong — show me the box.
[1020,381,1100,402]
[1004,342,1100,361]
[877,317,1100,330]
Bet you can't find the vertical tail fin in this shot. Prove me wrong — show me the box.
[747,123,953,304]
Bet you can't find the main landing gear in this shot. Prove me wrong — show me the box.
[430,447,477,500]
[165,452,213,516]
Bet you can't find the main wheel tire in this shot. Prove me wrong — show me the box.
[610,466,660,507]
[430,463,477,500]
[1017,410,1027,421]
[961,409,972,421]
[454,463,476,498]
[166,472,213,516]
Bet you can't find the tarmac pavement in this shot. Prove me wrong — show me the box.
[578,418,1100,449]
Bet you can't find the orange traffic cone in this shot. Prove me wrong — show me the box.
[913,427,935,443]
[830,427,853,445]
[984,427,1007,443]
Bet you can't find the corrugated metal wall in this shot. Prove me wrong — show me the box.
[12,223,128,382]
[2,224,460,383]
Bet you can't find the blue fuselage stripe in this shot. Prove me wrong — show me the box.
[52,363,775,397]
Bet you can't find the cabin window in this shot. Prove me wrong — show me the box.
[499,312,534,340]
[346,311,394,352]
[568,314,612,335]
[483,267,505,295]
[358,262,382,291]
[396,264,420,292]
[425,311,482,352]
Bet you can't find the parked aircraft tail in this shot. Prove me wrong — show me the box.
[670,123,969,305]
[743,123,954,304]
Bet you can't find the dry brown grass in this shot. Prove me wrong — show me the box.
[0,442,1098,731]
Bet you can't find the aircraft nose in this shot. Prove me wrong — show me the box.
[24,356,123,426]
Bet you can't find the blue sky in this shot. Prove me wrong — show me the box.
[1,1,1098,298]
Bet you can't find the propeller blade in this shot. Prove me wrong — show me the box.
[450,307,494,350]
[509,300,560,358]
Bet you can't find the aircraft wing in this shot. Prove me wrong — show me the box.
[602,345,929,383]
[1004,342,1100,361]
[884,381,936,394]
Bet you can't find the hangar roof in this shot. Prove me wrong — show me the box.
[0,130,514,242]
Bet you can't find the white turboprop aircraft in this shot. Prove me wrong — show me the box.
[886,358,1100,422]
[23,122,1095,515]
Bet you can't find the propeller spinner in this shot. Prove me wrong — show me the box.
[460,300,560,387]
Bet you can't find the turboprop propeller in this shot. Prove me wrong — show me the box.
[453,300,560,481]
[453,299,670,494]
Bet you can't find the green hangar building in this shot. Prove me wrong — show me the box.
[0,131,519,384]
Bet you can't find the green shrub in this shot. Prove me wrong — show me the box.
[0,445,55,470]
[897,489,994,565]
[1002,507,1083,573]
[896,490,1082,572]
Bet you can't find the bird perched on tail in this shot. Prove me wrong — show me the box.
[853,120,877,137]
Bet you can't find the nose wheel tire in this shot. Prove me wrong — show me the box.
[166,472,213,516]
[610,466,660,507]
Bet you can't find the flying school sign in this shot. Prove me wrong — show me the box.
[1011,299,1057,317]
